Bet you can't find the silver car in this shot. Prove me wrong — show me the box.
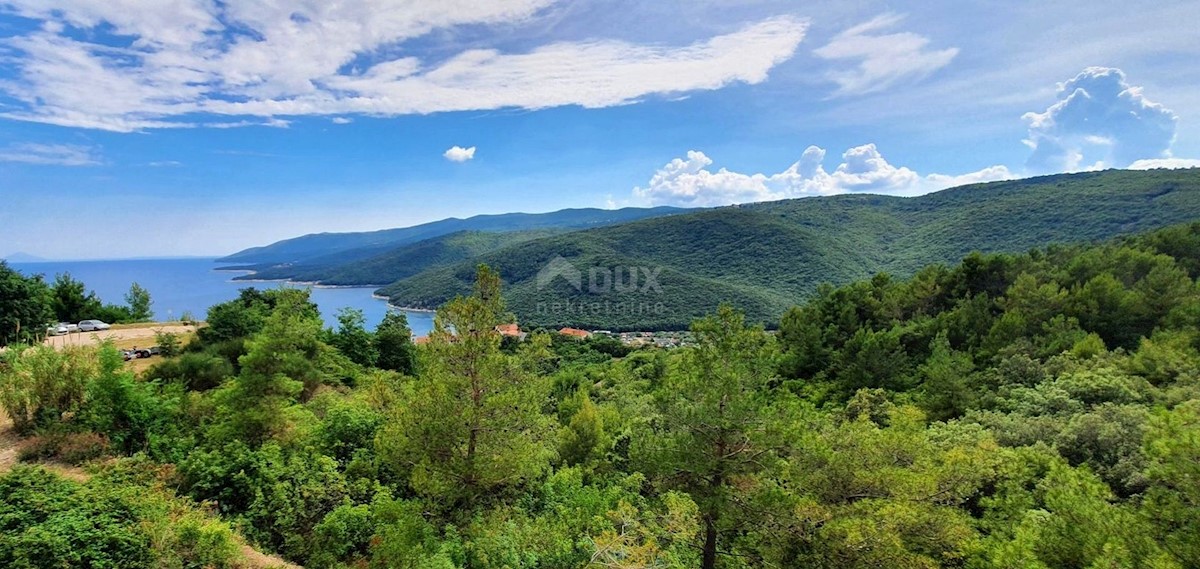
[47,323,69,336]
[79,320,111,332]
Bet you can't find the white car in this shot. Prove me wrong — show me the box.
[79,320,111,332]
[47,323,69,336]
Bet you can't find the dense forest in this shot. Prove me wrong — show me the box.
[3,221,1200,568]
[377,169,1200,329]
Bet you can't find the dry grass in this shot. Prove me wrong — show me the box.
[0,409,18,474]
[40,323,198,373]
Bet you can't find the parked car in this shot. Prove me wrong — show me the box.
[65,323,79,333]
[78,319,111,332]
[47,323,70,336]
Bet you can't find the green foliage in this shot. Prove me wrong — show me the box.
[82,345,177,456]
[145,351,233,391]
[0,261,53,346]
[0,465,241,569]
[375,311,417,375]
[154,330,182,357]
[124,282,153,322]
[1142,401,1200,568]
[378,169,1200,330]
[331,307,378,367]
[49,272,103,323]
[919,332,976,420]
[0,345,96,433]
[198,287,320,344]
[634,305,782,569]
[12,220,1200,569]
[215,290,323,445]
[377,265,553,507]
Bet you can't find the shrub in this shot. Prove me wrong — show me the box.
[0,345,97,434]
[154,331,182,358]
[145,352,234,391]
[57,431,111,464]
[17,431,110,465]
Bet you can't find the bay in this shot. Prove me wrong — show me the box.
[10,258,434,336]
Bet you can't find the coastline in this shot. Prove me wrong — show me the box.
[213,266,389,290]
[374,294,437,313]
[212,267,436,314]
[228,277,388,290]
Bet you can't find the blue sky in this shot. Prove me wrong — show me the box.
[1,0,1198,259]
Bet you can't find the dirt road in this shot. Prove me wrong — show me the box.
[43,323,198,349]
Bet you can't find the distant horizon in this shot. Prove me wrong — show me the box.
[3,1,1197,260]
[9,166,1200,262]
[5,254,224,264]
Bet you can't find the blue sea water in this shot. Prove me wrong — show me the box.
[10,258,434,336]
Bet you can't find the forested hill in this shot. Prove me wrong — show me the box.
[217,206,688,266]
[4,221,1200,568]
[378,168,1200,329]
[234,229,561,285]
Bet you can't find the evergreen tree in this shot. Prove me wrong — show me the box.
[377,265,552,507]
[374,311,417,375]
[636,305,781,569]
[124,282,153,321]
[220,290,323,445]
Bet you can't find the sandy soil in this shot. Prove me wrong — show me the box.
[0,410,18,474]
[43,323,198,349]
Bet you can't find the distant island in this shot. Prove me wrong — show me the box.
[2,252,48,263]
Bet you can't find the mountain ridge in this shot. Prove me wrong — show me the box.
[375,168,1200,329]
[218,206,690,266]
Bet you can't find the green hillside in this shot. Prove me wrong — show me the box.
[218,206,687,266]
[378,169,1200,329]
[234,229,559,285]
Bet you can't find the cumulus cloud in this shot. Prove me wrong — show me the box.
[444,146,476,162]
[0,1,808,131]
[0,143,102,166]
[633,144,1013,207]
[1128,158,1200,170]
[814,13,958,96]
[1023,67,1178,172]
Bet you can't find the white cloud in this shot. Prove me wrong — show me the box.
[814,13,957,97]
[633,144,1013,207]
[0,143,102,166]
[1023,67,1178,172]
[1128,158,1200,170]
[0,2,808,131]
[203,118,291,129]
[443,146,476,162]
[331,117,353,124]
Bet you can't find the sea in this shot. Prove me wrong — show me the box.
[9,258,434,336]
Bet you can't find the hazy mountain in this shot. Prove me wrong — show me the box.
[2,252,48,263]
[217,206,689,266]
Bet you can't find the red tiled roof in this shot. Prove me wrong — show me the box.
[496,323,521,336]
